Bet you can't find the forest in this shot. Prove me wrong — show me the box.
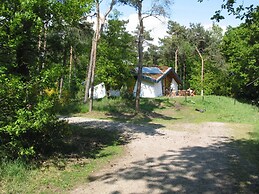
[0,0,258,160]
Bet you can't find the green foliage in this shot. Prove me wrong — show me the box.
[222,10,259,102]
[0,97,68,160]
[0,0,93,160]
[96,18,136,90]
[159,22,227,94]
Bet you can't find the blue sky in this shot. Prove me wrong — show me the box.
[170,0,258,27]
[101,0,259,45]
[115,0,258,26]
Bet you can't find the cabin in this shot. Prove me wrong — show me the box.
[133,66,182,98]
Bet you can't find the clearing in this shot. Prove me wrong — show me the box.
[67,117,259,194]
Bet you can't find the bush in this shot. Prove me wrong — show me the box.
[0,73,70,160]
[0,98,69,160]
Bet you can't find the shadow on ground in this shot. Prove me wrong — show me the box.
[88,138,259,194]
[103,111,179,123]
[94,98,180,123]
[41,119,166,169]
[71,119,166,136]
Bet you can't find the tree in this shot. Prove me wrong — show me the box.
[159,21,192,89]
[159,21,227,96]
[197,1,258,101]
[144,44,159,66]
[84,0,116,112]
[0,0,93,159]
[119,0,172,112]
[222,11,259,102]
[95,17,136,91]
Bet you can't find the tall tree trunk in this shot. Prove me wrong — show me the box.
[38,25,47,95]
[89,38,98,112]
[38,28,42,72]
[59,77,63,99]
[42,24,47,69]
[135,1,144,113]
[83,0,116,110]
[59,47,67,99]
[69,45,73,89]
[183,61,186,89]
[88,0,101,112]
[175,48,178,73]
[196,47,204,98]
[84,35,96,103]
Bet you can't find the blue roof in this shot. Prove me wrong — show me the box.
[134,66,182,84]
[142,67,162,74]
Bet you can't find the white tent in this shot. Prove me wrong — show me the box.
[89,82,107,99]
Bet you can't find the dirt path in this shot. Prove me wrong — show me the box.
[67,117,258,194]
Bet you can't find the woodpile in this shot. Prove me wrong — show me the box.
[169,88,196,97]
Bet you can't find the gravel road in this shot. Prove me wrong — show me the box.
[65,117,258,194]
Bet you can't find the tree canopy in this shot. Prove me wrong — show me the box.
[0,0,93,159]
[222,10,259,101]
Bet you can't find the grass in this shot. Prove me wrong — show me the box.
[172,95,258,123]
[0,125,124,193]
[71,96,258,126]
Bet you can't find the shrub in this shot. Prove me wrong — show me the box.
[0,97,69,160]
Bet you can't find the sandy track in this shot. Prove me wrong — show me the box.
[66,117,258,194]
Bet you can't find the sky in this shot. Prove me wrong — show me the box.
[102,0,259,45]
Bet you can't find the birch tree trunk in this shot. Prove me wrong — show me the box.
[89,29,99,112]
[59,77,64,99]
[38,24,47,95]
[38,29,42,69]
[84,38,95,103]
